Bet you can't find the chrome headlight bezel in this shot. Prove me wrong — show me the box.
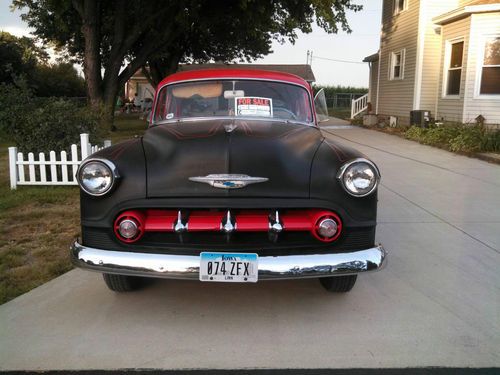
[337,158,380,197]
[77,158,119,196]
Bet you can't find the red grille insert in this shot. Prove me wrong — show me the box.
[188,211,224,231]
[113,209,342,243]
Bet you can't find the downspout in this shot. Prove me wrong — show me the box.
[368,61,372,103]
[376,50,381,114]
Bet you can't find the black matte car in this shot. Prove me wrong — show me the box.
[71,68,387,293]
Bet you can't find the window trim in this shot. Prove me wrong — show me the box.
[389,49,405,80]
[393,0,408,15]
[442,37,465,99]
[474,34,500,100]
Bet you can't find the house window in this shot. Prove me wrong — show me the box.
[479,37,500,95]
[393,0,407,15]
[390,50,404,80]
[446,41,464,96]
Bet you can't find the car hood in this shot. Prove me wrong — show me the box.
[142,119,324,198]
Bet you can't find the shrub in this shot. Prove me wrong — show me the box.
[0,82,33,137]
[423,126,460,146]
[481,130,500,152]
[0,83,99,153]
[448,126,485,153]
[10,98,99,153]
[31,63,86,98]
[403,123,499,154]
[404,126,427,142]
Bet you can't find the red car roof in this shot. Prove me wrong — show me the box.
[157,69,311,91]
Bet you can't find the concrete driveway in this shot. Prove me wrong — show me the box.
[1,126,499,371]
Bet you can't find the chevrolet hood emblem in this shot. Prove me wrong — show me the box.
[189,174,269,189]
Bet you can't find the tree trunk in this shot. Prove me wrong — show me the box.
[74,0,182,133]
[102,96,116,132]
[97,0,129,132]
[77,0,103,110]
[146,52,182,87]
[102,74,121,131]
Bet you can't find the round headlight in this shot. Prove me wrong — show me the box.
[78,159,117,196]
[338,159,380,197]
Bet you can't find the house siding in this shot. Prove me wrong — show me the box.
[126,78,155,102]
[418,0,459,113]
[436,16,471,122]
[463,12,500,125]
[377,0,421,124]
[458,0,478,6]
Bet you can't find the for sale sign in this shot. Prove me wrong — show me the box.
[235,97,273,117]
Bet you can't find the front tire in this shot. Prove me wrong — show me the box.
[103,273,142,292]
[319,275,357,293]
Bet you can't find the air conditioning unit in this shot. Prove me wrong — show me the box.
[410,110,431,127]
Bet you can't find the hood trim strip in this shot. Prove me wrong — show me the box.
[189,174,269,189]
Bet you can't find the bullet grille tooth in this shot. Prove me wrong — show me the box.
[174,210,187,232]
[221,210,236,233]
[269,210,283,233]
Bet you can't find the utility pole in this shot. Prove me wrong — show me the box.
[306,50,313,65]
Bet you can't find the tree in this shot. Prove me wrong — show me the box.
[32,62,86,97]
[13,0,362,130]
[0,31,47,84]
[0,31,85,97]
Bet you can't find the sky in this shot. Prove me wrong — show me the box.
[0,0,382,88]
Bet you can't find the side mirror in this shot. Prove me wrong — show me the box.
[314,88,330,123]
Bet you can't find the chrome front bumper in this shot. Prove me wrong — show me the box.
[70,240,387,280]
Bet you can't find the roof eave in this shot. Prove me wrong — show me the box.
[363,52,379,63]
[433,3,500,25]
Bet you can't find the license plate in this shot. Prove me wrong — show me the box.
[199,252,258,283]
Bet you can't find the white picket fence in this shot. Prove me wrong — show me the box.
[8,133,111,190]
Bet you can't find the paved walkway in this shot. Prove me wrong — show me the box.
[320,116,351,126]
[1,126,499,371]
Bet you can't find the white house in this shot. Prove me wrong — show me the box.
[357,0,500,125]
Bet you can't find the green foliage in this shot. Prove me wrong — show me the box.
[0,81,33,136]
[13,0,363,66]
[1,32,85,97]
[0,31,47,85]
[404,124,500,153]
[31,62,86,97]
[12,99,98,154]
[405,125,461,147]
[313,85,368,111]
[426,126,461,146]
[481,130,500,152]
[404,126,427,142]
[312,84,368,96]
[0,83,98,153]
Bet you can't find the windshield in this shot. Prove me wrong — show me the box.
[153,80,313,124]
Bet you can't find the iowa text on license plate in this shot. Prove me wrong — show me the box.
[199,252,258,283]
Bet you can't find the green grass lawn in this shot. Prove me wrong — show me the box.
[0,114,146,304]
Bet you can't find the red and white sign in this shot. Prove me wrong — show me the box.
[235,97,273,117]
